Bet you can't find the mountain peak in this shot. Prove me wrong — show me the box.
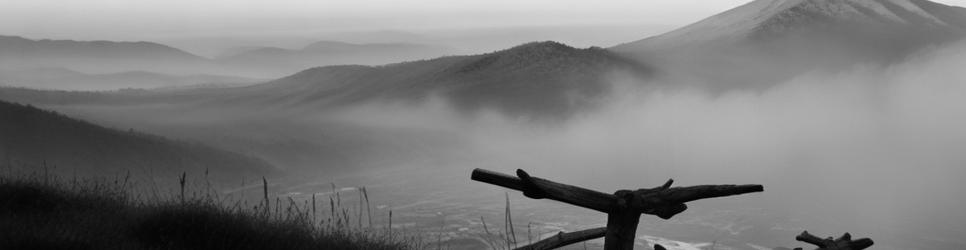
[755,0,961,31]
[452,41,625,76]
[501,41,576,53]
[614,0,966,51]
[611,0,966,87]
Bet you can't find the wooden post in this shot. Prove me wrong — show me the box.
[604,191,642,250]
[471,168,764,250]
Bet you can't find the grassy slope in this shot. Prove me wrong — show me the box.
[0,100,274,178]
[0,174,414,250]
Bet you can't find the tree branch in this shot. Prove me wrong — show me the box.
[796,231,874,250]
[471,168,618,213]
[513,227,607,250]
[631,184,763,219]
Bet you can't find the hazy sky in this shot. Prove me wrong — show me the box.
[4,0,963,40]
[0,0,725,40]
[5,0,966,54]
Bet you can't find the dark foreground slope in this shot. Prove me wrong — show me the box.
[0,174,414,250]
[0,100,274,177]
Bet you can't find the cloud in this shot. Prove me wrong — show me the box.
[330,40,966,246]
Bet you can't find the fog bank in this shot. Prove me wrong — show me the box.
[332,41,966,248]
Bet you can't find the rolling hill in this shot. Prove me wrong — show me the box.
[0,35,462,86]
[215,41,457,77]
[0,100,275,177]
[611,0,966,88]
[215,41,654,118]
[1,41,655,119]
[0,35,215,76]
[0,68,261,91]
[0,42,657,173]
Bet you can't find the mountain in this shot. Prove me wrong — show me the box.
[0,41,655,118]
[215,41,457,76]
[0,100,274,177]
[0,68,261,91]
[0,35,215,76]
[0,42,653,177]
[612,0,966,87]
[0,35,459,83]
[215,41,654,118]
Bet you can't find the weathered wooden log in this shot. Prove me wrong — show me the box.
[796,231,873,250]
[513,227,607,250]
[471,168,618,213]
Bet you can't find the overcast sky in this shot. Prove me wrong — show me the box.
[4,0,966,53]
[0,0,728,39]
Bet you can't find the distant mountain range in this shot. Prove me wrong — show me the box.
[0,42,654,119]
[215,41,456,76]
[3,0,966,181]
[5,0,966,92]
[0,35,458,83]
[211,41,653,118]
[0,68,261,91]
[611,0,966,87]
[4,0,966,116]
[207,0,966,117]
[0,100,275,177]
[0,35,214,76]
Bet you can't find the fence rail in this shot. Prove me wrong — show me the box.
[471,168,764,250]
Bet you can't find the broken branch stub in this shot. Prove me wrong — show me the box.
[629,183,764,219]
[796,231,874,250]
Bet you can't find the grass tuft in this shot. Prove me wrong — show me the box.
[0,172,416,250]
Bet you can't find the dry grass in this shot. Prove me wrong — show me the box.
[0,170,419,250]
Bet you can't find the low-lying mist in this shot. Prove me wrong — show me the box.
[329,41,966,247]
[14,37,964,249]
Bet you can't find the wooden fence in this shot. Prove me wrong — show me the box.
[471,168,874,250]
[471,168,763,250]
